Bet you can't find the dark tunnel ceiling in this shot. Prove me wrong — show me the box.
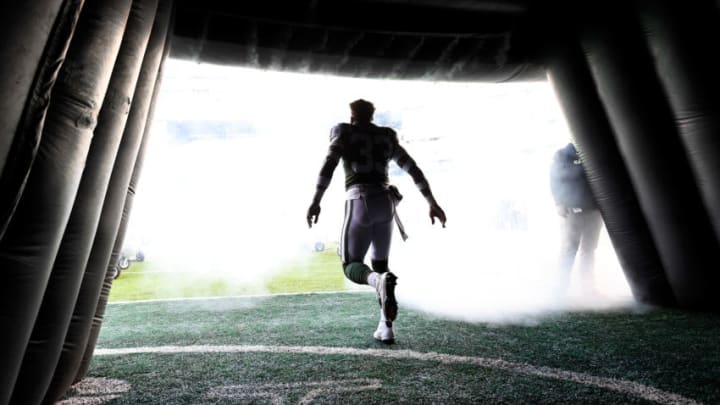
[170,0,546,81]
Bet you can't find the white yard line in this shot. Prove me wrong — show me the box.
[109,290,367,305]
[207,378,383,404]
[95,344,700,405]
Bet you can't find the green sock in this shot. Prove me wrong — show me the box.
[343,262,372,285]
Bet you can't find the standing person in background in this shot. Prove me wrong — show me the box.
[306,99,446,344]
[550,142,603,297]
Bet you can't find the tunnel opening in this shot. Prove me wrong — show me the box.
[116,58,632,317]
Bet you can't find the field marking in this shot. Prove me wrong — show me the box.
[207,378,382,404]
[298,378,382,404]
[57,378,130,405]
[95,344,700,405]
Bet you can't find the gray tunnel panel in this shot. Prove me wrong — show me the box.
[580,2,720,309]
[8,0,159,403]
[0,0,131,403]
[0,0,64,175]
[545,37,676,307]
[75,1,172,384]
[636,0,720,243]
[43,1,172,402]
[0,0,82,241]
[168,0,546,82]
[170,36,545,82]
[76,48,169,381]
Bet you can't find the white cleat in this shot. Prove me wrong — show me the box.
[376,272,398,322]
[374,320,395,344]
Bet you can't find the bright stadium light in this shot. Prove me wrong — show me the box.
[122,58,632,320]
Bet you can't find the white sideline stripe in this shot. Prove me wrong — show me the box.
[209,378,380,392]
[109,290,367,305]
[95,345,700,405]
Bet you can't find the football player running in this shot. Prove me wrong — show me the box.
[306,99,447,344]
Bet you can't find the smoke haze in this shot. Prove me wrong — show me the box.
[124,59,634,321]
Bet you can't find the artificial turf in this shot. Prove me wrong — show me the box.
[108,245,347,302]
[66,293,720,404]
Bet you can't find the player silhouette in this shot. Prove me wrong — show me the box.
[307,99,446,343]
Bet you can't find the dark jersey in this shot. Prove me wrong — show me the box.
[550,143,597,209]
[332,123,397,188]
[315,122,431,199]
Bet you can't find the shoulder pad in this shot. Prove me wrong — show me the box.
[330,123,351,141]
[386,127,399,142]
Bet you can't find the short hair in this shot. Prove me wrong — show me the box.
[350,99,375,123]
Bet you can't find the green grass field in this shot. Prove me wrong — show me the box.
[65,247,720,404]
[66,293,720,404]
[109,244,349,302]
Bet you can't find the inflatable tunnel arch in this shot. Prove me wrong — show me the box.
[0,0,718,403]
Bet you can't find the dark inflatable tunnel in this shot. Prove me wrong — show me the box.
[1,0,719,402]
[10,1,160,403]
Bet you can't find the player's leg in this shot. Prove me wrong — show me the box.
[367,193,397,342]
[368,192,395,269]
[557,211,583,293]
[340,198,373,285]
[577,209,603,294]
[371,217,397,320]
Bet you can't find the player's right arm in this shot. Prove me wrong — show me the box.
[307,125,345,227]
[390,132,447,227]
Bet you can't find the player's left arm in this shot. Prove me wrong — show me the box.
[391,133,447,227]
